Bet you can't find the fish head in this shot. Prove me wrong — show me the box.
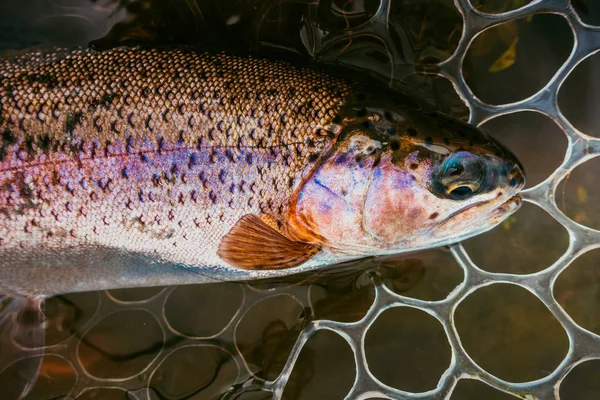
[288,94,525,254]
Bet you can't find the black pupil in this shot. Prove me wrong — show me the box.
[450,186,473,197]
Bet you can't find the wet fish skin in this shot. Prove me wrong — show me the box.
[0,47,351,294]
[0,47,524,297]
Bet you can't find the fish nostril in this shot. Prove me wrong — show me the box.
[507,165,525,188]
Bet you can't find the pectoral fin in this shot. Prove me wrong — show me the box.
[217,214,320,270]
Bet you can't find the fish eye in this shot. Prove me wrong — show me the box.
[439,151,486,200]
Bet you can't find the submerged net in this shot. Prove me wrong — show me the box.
[1,0,599,399]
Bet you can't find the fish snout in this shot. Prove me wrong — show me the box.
[507,163,525,190]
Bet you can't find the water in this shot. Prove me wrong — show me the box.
[1,0,599,399]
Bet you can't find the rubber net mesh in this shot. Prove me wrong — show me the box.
[2,0,600,399]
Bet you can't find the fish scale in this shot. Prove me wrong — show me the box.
[0,47,353,295]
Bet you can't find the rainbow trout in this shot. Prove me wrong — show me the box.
[0,47,525,296]
[0,47,524,398]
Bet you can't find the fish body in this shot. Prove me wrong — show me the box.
[0,47,525,297]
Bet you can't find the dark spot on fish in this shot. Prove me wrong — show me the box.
[88,99,99,112]
[226,149,235,162]
[390,140,400,151]
[141,154,149,163]
[100,93,119,108]
[410,174,416,181]
[332,115,342,124]
[189,153,198,167]
[157,137,167,154]
[65,111,83,134]
[308,153,319,163]
[219,169,227,184]
[2,129,16,146]
[111,121,120,134]
[361,120,372,129]
[93,116,102,133]
[122,168,129,179]
[209,191,217,204]
[336,154,347,164]
[407,128,418,137]
[170,163,179,177]
[5,85,14,100]
[142,87,150,98]
[429,212,439,219]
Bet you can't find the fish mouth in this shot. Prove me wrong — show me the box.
[439,194,522,229]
